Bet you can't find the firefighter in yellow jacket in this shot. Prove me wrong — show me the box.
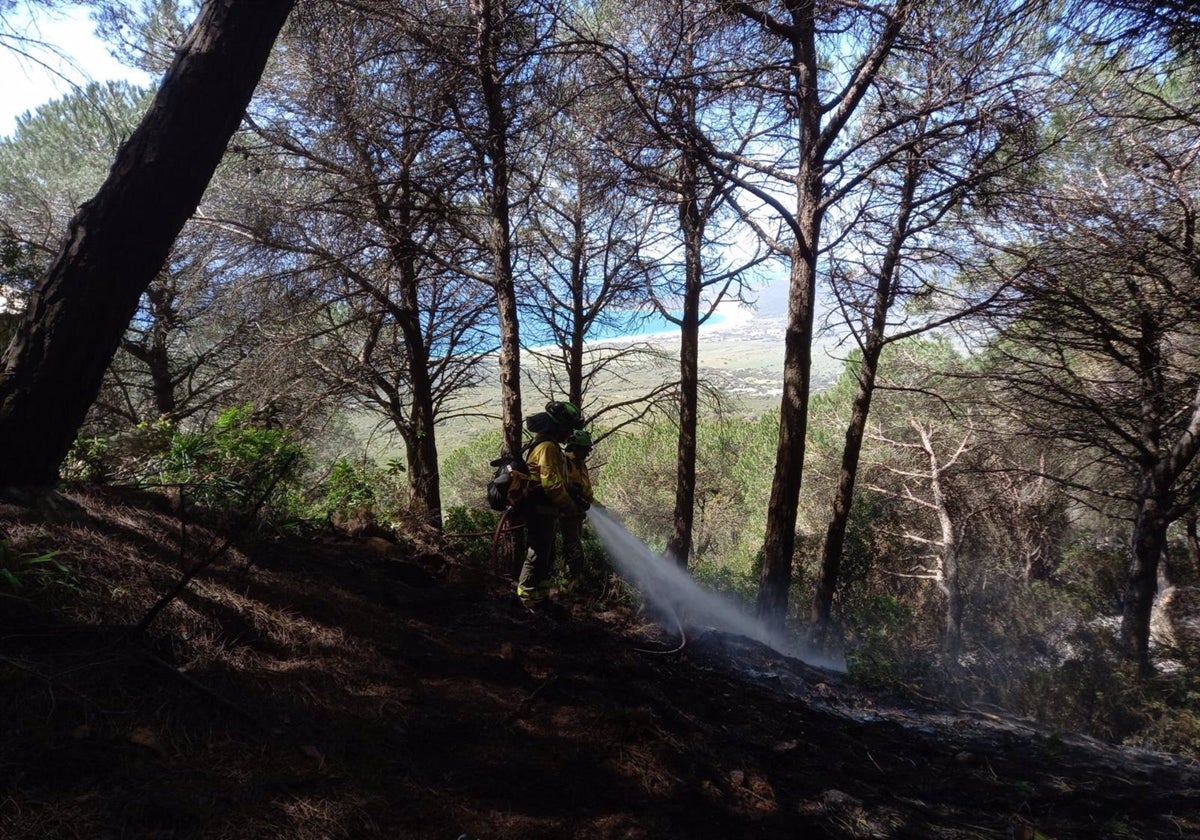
[561,428,596,587]
[516,401,583,608]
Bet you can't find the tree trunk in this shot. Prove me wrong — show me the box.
[1118,348,1200,671]
[371,161,445,532]
[0,0,294,485]
[665,161,703,569]
[1121,474,1168,672]
[401,407,441,528]
[737,0,911,633]
[753,144,820,624]
[929,454,963,664]
[810,342,880,646]
[397,245,442,531]
[470,0,525,569]
[471,0,523,461]
[1186,512,1199,568]
[568,188,586,410]
[756,8,821,629]
[757,249,818,630]
[811,145,919,649]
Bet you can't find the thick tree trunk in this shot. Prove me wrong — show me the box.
[397,253,442,531]
[119,332,177,420]
[665,166,703,569]
[1122,476,1168,672]
[739,0,911,634]
[757,248,818,629]
[0,0,294,485]
[370,161,445,531]
[402,405,441,529]
[470,0,525,569]
[472,0,523,460]
[756,48,821,630]
[666,309,699,568]
[145,282,179,418]
[1118,359,1200,671]
[147,343,177,419]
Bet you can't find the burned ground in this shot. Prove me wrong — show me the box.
[2,486,1198,839]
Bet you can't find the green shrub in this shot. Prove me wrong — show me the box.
[1055,538,1127,612]
[844,595,930,689]
[0,540,77,598]
[158,404,306,522]
[440,431,504,510]
[443,506,502,566]
[1131,671,1200,757]
[63,435,114,483]
[317,456,407,526]
[63,417,176,484]
[692,552,758,602]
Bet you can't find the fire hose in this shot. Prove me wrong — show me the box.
[440,510,525,569]
[632,589,687,655]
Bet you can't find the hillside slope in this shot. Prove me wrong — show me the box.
[2,486,1197,840]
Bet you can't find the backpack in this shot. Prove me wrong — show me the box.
[487,454,531,512]
[524,411,556,435]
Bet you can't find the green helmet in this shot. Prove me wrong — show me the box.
[566,429,593,449]
[545,400,583,430]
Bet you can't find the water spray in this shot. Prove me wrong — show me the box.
[587,506,803,659]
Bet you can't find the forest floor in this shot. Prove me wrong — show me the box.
[2,485,1199,840]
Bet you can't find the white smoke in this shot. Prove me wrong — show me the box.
[587,506,844,671]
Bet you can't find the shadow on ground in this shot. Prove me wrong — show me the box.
[1,485,1197,839]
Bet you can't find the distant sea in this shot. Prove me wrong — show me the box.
[520,309,727,345]
[513,276,787,346]
[592,310,727,341]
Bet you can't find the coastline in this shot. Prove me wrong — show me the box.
[425,300,844,454]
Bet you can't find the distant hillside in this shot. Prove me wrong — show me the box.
[342,310,847,462]
[424,314,845,455]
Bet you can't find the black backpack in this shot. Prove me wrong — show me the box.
[487,454,531,512]
[524,411,555,434]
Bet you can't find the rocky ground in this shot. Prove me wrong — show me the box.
[2,485,1198,840]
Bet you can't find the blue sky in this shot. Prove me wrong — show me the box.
[0,4,150,137]
[0,5,798,324]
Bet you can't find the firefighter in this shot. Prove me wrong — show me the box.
[561,428,595,589]
[516,401,583,609]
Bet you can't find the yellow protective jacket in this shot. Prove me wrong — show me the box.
[526,438,577,514]
[564,452,594,506]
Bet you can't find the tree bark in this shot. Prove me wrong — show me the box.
[742,0,912,632]
[757,248,819,630]
[469,0,526,569]
[395,222,443,531]
[664,156,703,569]
[924,435,964,664]
[1122,473,1169,672]
[756,4,821,629]
[810,343,880,646]
[1186,512,1199,568]
[811,144,919,648]
[368,156,444,531]
[0,0,294,485]
[471,0,523,461]
[1119,340,1200,670]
